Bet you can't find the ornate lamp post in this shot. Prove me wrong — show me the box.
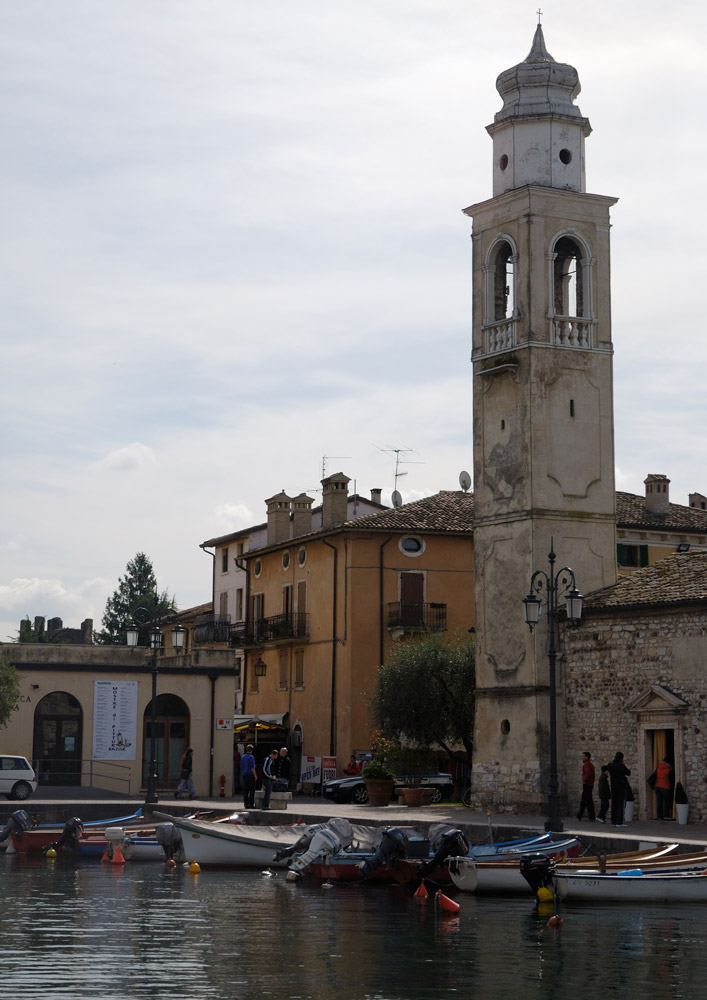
[522,541,583,832]
[126,610,186,805]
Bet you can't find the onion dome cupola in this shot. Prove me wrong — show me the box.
[488,25,591,196]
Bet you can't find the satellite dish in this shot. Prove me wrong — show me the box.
[391,490,402,508]
[459,470,471,492]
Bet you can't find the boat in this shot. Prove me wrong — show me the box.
[8,809,149,855]
[156,811,313,867]
[448,842,681,893]
[552,868,707,902]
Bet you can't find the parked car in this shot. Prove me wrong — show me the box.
[323,772,453,805]
[0,756,37,800]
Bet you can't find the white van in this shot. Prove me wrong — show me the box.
[0,756,37,800]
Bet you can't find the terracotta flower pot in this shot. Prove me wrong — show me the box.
[364,778,394,806]
[402,787,424,807]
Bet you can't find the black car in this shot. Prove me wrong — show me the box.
[322,772,454,805]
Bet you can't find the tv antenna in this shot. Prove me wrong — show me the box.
[374,445,425,493]
[322,454,351,479]
[459,470,472,492]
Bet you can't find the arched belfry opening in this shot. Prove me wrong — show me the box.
[484,235,518,353]
[549,232,594,348]
[553,236,584,317]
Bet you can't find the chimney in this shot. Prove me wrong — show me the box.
[370,488,382,505]
[644,474,670,515]
[689,492,707,511]
[321,472,351,529]
[291,493,314,537]
[81,619,94,644]
[266,490,292,545]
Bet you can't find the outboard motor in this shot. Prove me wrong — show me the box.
[417,827,469,877]
[46,817,84,854]
[357,827,410,878]
[0,809,31,843]
[286,818,354,880]
[519,853,555,894]
[155,822,185,862]
[273,823,326,864]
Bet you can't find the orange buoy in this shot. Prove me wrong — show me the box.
[165,858,176,870]
[547,915,564,929]
[436,891,460,913]
[101,847,110,862]
[111,845,126,865]
[414,881,428,901]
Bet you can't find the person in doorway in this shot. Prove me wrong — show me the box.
[576,750,596,821]
[261,749,277,809]
[597,767,611,823]
[273,747,292,791]
[241,743,256,808]
[175,748,196,800]
[649,758,674,820]
[602,751,631,827]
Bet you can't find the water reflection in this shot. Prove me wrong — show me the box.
[2,855,707,999]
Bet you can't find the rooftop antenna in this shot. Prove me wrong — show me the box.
[459,470,472,493]
[322,454,351,479]
[374,445,425,493]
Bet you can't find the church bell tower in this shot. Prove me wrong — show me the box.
[468,26,618,812]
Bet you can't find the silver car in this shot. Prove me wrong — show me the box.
[0,755,37,800]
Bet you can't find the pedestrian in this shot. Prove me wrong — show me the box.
[233,745,242,794]
[648,758,674,821]
[601,751,631,827]
[261,749,277,809]
[597,768,610,822]
[241,743,256,808]
[175,748,196,800]
[576,750,596,821]
[273,746,292,791]
[344,754,362,776]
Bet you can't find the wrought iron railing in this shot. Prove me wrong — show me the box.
[193,614,231,645]
[229,612,309,647]
[387,602,447,630]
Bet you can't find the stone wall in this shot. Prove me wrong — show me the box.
[564,605,707,822]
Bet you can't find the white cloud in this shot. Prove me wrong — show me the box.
[91,443,156,473]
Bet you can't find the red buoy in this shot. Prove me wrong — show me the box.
[547,915,564,929]
[414,881,428,901]
[436,890,461,913]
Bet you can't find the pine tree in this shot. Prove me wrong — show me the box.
[95,552,176,645]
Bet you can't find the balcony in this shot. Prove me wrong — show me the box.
[229,612,309,647]
[192,614,231,645]
[387,602,447,631]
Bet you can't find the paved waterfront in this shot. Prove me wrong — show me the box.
[12,788,707,852]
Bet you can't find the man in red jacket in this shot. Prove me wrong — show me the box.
[577,750,596,821]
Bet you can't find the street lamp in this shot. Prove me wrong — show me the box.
[126,610,186,805]
[522,540,583,833]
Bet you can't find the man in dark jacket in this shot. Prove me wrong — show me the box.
[602,751,631,827]
[577,751,596,821]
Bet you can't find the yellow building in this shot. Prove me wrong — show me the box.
[233,474,475,779]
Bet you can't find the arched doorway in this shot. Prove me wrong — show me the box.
[143,694,189,790]
[33,692,83,786]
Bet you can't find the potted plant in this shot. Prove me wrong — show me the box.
[391,746,434,807]
[675,781,689,825]
[623,781,634,823]
[361,758,395,806]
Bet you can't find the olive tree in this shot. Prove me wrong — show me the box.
[369,631,475,764]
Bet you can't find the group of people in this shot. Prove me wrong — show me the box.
[239,745,292,809]
[577,750,674,825]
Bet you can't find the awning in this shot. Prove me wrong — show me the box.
[233,713,289,732]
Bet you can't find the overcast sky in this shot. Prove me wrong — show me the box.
[2,1,705,642]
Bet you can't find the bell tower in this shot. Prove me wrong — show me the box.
[468,25,618,812]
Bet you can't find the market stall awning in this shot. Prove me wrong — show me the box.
[233,713,288,732]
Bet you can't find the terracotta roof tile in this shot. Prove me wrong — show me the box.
[345,490,474,533]
[616,492,707,534]
[584,551,707,610]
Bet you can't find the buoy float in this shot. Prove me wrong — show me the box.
[537,886,554,903]
[414,881,429,901]
[45,846,57,859]
[101,847,110,863]
[165,858,176,870]
[112,845,126,865]
[435,890,461,913]
[189,860,201,874]
[547,914,564,929]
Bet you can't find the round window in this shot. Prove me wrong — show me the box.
[559,148,572,165]
[297,547,307,568]
[499,153,509,171]
[254,559,262,578]
[399,536,425,557]
[282,551,290,570]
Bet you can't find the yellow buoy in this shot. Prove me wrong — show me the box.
[537,886,554,903]
[45,847,57,859]
[188,860,201,874]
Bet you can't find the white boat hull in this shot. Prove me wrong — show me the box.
[554,870,707,902]
[161,814,302,867]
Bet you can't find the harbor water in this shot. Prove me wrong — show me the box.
[3,853,707,999]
